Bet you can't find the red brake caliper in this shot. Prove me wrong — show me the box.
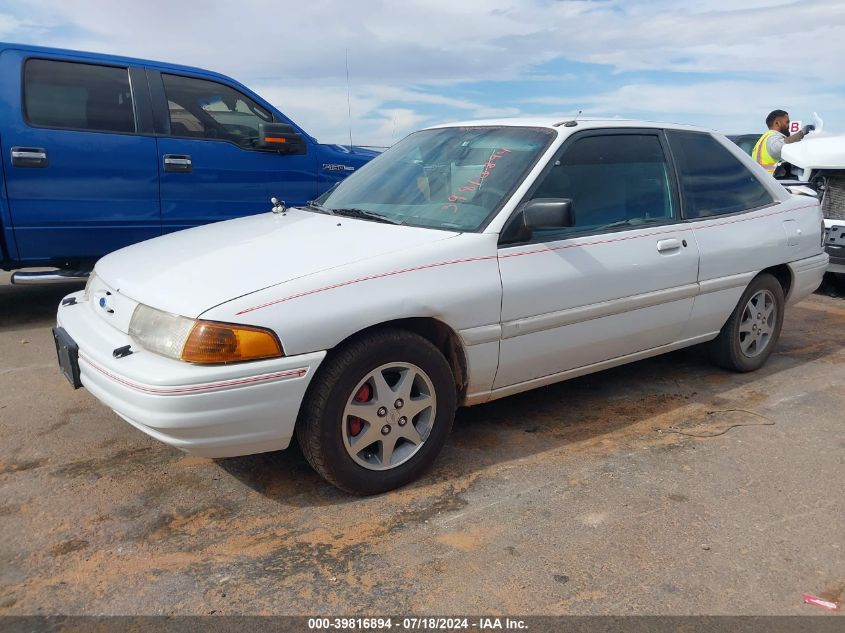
[348,383,372,436]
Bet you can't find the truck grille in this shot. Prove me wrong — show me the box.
[822,175,845,220]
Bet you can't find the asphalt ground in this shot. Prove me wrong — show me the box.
[0,271,843,616]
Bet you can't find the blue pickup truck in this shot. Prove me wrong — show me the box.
[0,43,378,283]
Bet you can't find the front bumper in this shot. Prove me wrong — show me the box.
[57,290,325,458]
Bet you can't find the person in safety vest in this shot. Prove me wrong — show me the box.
[752,109,814,174]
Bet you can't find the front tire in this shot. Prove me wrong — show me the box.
[297,329,457,495]
[708,272,785,372]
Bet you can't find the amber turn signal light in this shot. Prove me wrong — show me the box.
[180,321,283,364]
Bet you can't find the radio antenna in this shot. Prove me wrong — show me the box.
[345,48,354,151]
[553,110,583,128]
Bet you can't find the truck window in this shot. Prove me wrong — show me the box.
[24,59,135,133]
[161,74,274,148]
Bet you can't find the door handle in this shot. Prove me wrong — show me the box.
[163,154,192,173]
[656,238,682,253]
[11,147,48,168]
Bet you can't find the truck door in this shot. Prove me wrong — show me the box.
[0,50,160,265]
[149,70,318,232]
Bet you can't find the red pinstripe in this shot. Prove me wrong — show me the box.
[235,203,818,315]
[235,255,497,315]
[78,351,307,395]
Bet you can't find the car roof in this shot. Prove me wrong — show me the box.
[423,117,716,135]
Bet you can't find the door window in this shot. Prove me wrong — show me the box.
[666,131,773,218]
[24,59,135,133]
[527,133,674,240]
[161,74,274,148]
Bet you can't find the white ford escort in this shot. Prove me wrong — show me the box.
[55,119,828,494]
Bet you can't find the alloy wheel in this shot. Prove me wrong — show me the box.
[341,362,437,470]
[738,289,777,358]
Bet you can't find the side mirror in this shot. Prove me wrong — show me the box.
[255,122,307,155]
[522,198,574,231]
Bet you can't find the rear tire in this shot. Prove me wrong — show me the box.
[296,329,456,495]
[708,273,784,372]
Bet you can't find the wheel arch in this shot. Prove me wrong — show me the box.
[330,317,470,405]
[759,264,793,299]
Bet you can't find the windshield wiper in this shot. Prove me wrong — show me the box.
[330,207,402,225]
[305,200,335,215]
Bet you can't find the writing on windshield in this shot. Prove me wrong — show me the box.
[442,148,512,213]
[318,127,554,232]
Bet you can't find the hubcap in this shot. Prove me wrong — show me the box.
[738,290,776,358]
[342,362,436,471]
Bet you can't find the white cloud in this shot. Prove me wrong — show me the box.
[525,81,845,134]
[1,0,844,142]
[0,13,21,37]
[368,108,432,145]
[548,2,845,80]
[25,0,844,83]
[253,82,520,146]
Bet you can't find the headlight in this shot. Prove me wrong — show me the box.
[129,304,196,359]
[82,273,97,302]
[128,304,283,364]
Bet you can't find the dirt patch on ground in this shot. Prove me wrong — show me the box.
[435,526,493,552]
[49,540,89,557]
[145,506,235,541]
[175,455,214,468]
[0,458,47,474]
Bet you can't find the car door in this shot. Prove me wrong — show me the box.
[494,129,700,389]
[0,50,160,264]
[149,70,318,232]
[664,130,791,339]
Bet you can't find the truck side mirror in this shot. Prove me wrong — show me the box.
[256,122,307,155]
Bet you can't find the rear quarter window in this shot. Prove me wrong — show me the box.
[667,130,773,219]
[24,59,135,134]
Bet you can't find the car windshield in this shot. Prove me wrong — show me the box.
[314,126,555,231]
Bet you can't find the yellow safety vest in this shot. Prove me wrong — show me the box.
[752,130,778,174]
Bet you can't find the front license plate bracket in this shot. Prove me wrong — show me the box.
[52,327,82,389]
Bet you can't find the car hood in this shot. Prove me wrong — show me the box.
[782,133,845,170]
[95,209,458,318]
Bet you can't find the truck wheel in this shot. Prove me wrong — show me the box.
[708,273,784,372]
[297,329,456,495]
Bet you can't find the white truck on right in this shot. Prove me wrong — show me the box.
[779,118,845,277]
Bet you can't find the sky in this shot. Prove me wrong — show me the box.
[1,0,844,146]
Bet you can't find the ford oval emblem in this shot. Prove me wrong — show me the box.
[98,296,115,314]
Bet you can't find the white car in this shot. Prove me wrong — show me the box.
[54,118,828,494]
